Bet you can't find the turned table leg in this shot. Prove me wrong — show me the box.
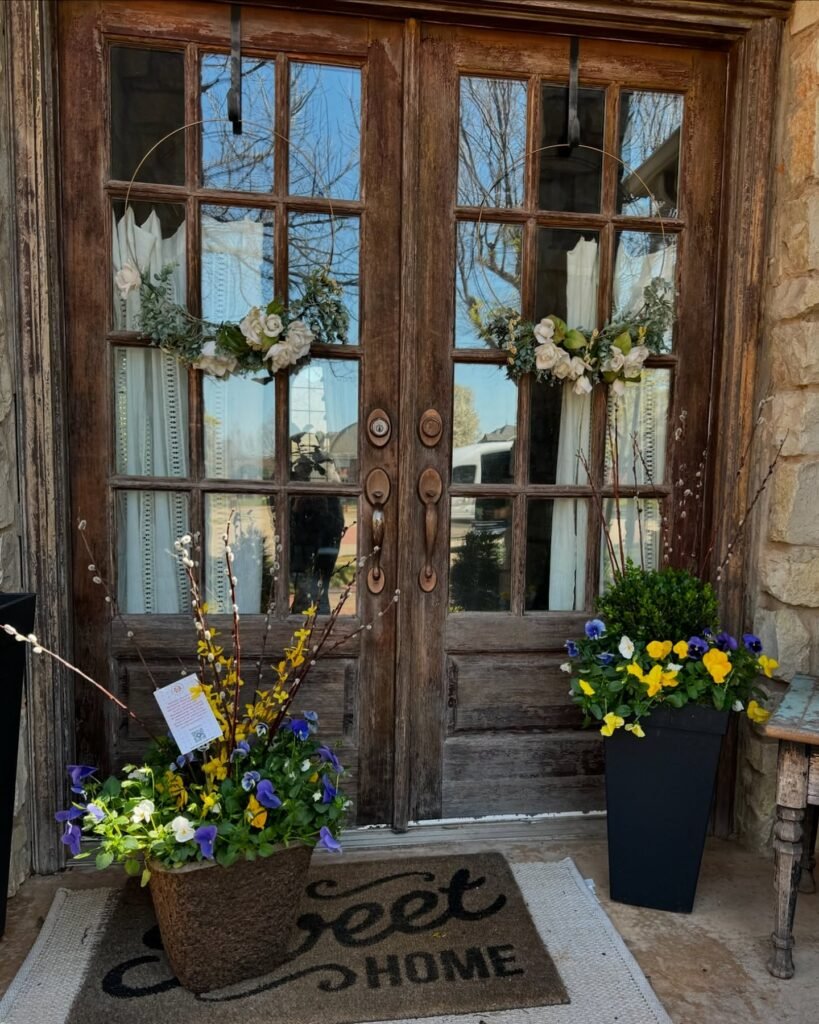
[768,742,810,980]
[798,804,819,895]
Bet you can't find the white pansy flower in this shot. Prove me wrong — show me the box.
[264,313,283,339]
[301,759,311,772]
[115,262,142,299]
[534,340,560,371]
[551,352,573,380]
[239,308,266,349]
[666,663,683,674]
[285,320,314,358]
[131,799,155,824]
[208,802,221,817]
[560,662,572,674]
[732,700,744,712]
[533,318,556,344]
[619,636,635,659]
[170,816,195,843]
[572,374,593,396]
[193,341,238,379]
[623,345,650,378]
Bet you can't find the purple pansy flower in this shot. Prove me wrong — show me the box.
[317,746,343,773]
[194,824,217,860]
[66,764,96,795]
[318,826,342,854]
[176,752,196,768]
[241,770,260,792]
[716,632,738,652]
[256,779,282,810]
[230,740,251,763]
[596,652,616,666]
[55,806,85,823]
[565,639,579,658]
[284,718,310,741]
[584,619,606,640]
[687,636,709,659]
[86,803,105,822]
[743,633,763,654]
[322,776,337,804]
[61,822,82,857]
[304,710,319,733]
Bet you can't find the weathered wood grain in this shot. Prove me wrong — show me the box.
[763,675,819,745]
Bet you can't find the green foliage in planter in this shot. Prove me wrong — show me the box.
[596,561,719,642]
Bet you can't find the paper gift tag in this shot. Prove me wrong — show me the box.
[153,673,223,755]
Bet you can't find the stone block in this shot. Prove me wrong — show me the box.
[754,606,812,679]
[769,459,819,545]
[760,546,819,606]
[768,275,819,321]
[767,320,819,387]
[771,389,819,455]
[791,1,819,36]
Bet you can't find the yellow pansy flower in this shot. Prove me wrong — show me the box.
[747,700,771,724]
[758,655,779,679]
[246,795,267,829]
[673,641,689,659]
[579,679,595,696]
[625,723,646,738]
[600,712,625,737]
[642,664,664,697]
[201,751,228,785]
[661,668,680,689]
[647,640,673,661]
[626,662,644,681]
[702,648,732,684]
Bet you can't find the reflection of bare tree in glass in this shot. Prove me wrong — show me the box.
[619,93,683,217]
[453,384,480,447]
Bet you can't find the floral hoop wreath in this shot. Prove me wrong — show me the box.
[472,143,675,397]
[115,119,349,381]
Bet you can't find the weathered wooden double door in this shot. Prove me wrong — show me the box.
[61,2,725,827]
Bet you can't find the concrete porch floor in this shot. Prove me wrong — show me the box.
[1,832,817,1023]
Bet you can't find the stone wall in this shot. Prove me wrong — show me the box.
[738,0,819,850]
[0,2,28,895]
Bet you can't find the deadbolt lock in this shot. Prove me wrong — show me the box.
[367,408,392,447]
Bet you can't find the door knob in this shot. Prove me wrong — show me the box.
[418,467,443,592]
[365,468,391,594]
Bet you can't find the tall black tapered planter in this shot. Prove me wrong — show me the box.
[0,593,36,937]
[605,704,729,913]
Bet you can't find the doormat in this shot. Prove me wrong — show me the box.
[0,856,673,1024]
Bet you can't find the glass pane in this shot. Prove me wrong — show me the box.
[112,200,186,330]
[204,494,277,614]
[289,62,361,200]
[526,499,588,611]
[618,91,683,218]
[449,498,512,612]
[458,76,527,208]
[605,369,670,486]
[600,499,662,590]
[539,85,605,213]
[455,221,522,347]
[114,347,188,477]
[203,375,275,480]
[116,491,190,613]
[534,228,599,326]
[201,54,275,192]
[110,47,184,184]
[613,231,677,352]
[201,205,274,322]
[452,364,517,485]
[529,381,591,485]
[289,359,359,482]
[290,495,358,614]
[289,213,359,343]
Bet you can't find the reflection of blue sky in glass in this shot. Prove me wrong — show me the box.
[455,221,521,347]
[201,205,274,321]
[289,359,359,482]
[289,213,359,342]
[200,55,275,192]
[289,63,361,200]
[203,374,276,480]
[614,231,676,351]
[618,91,683,217]
[453,364,518,441]
[458,76,526,208]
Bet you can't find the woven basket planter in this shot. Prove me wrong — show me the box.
[148,842,312,993]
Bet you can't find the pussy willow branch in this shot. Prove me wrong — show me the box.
[578,447,621,579]
[224,518,244,753]
[631,435,646,571]
[608,406,627,573]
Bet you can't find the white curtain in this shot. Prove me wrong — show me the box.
[113,209,188,613]
[547,238,598,610]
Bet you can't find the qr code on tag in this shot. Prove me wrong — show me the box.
[190,726,208,745]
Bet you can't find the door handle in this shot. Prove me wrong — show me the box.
[418,467,443,592]
[365,468,390,594]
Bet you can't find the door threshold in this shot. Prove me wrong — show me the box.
[340,811,607,849]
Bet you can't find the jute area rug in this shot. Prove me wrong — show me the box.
[0,855,672,1024]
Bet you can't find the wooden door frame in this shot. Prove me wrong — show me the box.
[5,0,789,871]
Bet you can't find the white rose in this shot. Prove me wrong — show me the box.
[623,345,650,378]
[602,348,625,373]
[263,313,283,339]
[115,262,142,299]
[551,351,573,380]
[533,318,555,344]
[568,356,588,381]
[619,636,635,659]
[285,320,314,358]
[239,308,266,349]
[193,341,238,378]
[265,341,297,373]
[170,816,195,843]
[132,799,155,824]
[534,340,560,371]
[572,374,593,396]
[610,378,626,398]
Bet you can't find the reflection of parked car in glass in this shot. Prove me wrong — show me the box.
[451,439,514,526]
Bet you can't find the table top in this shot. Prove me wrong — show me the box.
[762,675,819,744]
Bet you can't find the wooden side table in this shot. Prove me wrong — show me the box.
[761,674,819,979]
